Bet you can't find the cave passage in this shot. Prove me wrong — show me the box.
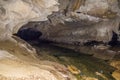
[16,28,42,41]
[12,20,120,80]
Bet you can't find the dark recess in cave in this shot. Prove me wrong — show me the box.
[16,27,53,44]
[16,28,42,41]
[84,31,120,47]
[108,32,120,47]
[84,41,104,46]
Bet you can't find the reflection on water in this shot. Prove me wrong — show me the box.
[29,41,120,80]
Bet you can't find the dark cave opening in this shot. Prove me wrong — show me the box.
[15,23,53,44]
[108,32,120,46]
[84,31,120,47]
[16,28,42,41]
[84,41,104,46]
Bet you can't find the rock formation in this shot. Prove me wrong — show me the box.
[0,0,59,41]
[0,0,120,80]
[0,0,76,80]
[19,0,120,44]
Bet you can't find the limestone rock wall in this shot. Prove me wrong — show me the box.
[0,0,59,40]
[46,0,120,43]
[0,0,120,80]
[0,0,120,43]
[0,0,78,80]
[19,0,120,44]
[0,35,77,80]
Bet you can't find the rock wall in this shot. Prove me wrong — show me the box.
[0,0,59,40]
[43,0,120,43]
[0,0,77,80]
[0,0,120,43]
[19,0,120,44]
[0,0,120,80]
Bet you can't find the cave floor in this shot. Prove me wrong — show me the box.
[29,41,120,80]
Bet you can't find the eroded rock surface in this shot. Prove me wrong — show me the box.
[0,38,76,80]
[0,0,120,80]
[0,0,59,40]
[18,0,120,44]
[0,0,77,80]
